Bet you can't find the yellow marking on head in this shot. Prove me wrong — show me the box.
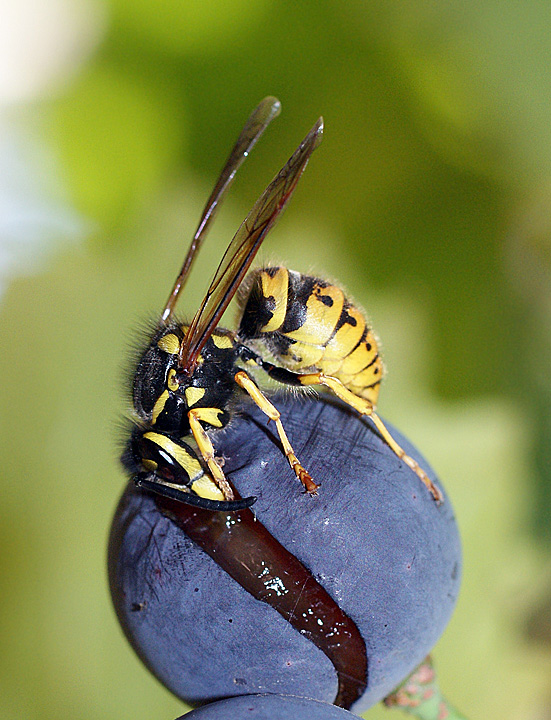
[286,282,345,345]
[157,333,180,355]
[167,369,179,391]
[191,475,225,501]
[151,389,169,424]
[212,334,233,350]
[191,407,224,428]
[260,267,289,333]
[212,333,234,350]
[185,386,206,407]
[143,432,203,480]
[142,459,158,472]
[323,305,366,360]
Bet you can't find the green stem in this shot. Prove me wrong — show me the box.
[383,656,469,720]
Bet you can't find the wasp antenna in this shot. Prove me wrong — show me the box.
[310,117,324,149]
[160,97,282,325]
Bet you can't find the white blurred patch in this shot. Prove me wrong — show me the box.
[0,0,105,105]
[0,124,89,298]
[0,0,106,299]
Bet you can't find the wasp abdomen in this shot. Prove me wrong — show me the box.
[238,267,383,405]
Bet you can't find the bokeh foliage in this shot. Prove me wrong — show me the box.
[1,1,551,719]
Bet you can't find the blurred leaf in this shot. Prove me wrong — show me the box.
[45,62,187,232]
[110,0,271,56]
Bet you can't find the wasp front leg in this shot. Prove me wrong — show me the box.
[298,372,443,503]
[130,429,256,511]
[234,370,319,494]
[187,408,236,501]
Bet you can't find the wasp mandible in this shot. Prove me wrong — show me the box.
[122,97,442,511]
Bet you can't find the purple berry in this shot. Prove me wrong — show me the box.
[175,693,360,719]
[109,396,461,714]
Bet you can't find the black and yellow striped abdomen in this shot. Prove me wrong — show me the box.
[238,267,383,406]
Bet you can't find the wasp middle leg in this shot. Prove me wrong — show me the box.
[234,370,319,495]
[242,347,442,503]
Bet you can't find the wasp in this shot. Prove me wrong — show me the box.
[122,97,443,512]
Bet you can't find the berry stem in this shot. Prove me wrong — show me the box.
[384,656,469,720]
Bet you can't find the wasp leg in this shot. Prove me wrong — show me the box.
[298,372,443,504]
[134,475,256,512]
[188,408,235,501]
[134,475,256,511]
[234,370,319,494]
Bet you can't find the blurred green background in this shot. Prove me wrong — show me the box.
[1,1,551,718]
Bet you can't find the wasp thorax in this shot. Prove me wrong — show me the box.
[238,266,291,338]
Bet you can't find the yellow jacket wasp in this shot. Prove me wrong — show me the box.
[122,97,442,511]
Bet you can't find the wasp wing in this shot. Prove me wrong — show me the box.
[179,117,324,375]
[161,96,282,324]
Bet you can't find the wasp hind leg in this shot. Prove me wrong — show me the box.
[234,370,319,495]
[298,372,443,504]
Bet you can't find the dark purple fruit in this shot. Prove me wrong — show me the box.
[109,396,461,714]
[175,693,360,719]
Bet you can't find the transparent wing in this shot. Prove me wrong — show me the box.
[160,96,282,324]
[179,117,324,375]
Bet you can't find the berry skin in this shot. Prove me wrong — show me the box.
[175,693,361,719]
[109,395,461,714]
